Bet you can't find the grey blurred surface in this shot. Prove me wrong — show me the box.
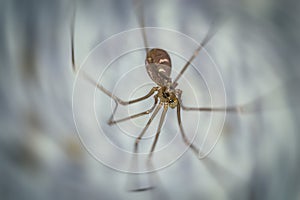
[0,0,300,199]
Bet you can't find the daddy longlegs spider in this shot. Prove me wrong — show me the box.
[70,0,249,192]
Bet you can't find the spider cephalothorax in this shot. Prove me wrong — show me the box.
[156,86,179,109]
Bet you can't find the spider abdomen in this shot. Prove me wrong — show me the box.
[145,48,172,86]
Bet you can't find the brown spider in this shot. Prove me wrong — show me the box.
[70,2,253,190]
[71,19,242,161]
[69,0,251,192]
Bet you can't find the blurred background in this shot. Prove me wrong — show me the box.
[0,0,299,199]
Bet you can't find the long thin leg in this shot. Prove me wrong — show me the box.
[177,102,203,157]
[70,9,158,105]
[172,18,223,88]
[133,0,149,53]
[177,92,244,113]
[178,101,243,184]
[129,103,167,192]
[108,95,158,125]
[181,105,243,113]
[128,103,161,192]
[70,3,76,73]
[82,70,159,105]
[178,102,242,162]
[148,104,168,159]
[146,104,168,190]
[134,103,162,153]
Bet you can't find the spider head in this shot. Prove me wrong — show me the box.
[168,93,178,109]
[159,87,178,109]
[169,97,178,109]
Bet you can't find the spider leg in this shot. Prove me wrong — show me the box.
[127,103,162,192]
[71,9,158,105]
[177,91,244,113]
[108,95,158,125]
[129,103,169,192]
[134,103,162,153]
[178,103,246,188]
[177,102,203,157]
[148,104,168,160]
[133,0,149,53]
[71,7,160,128]
[172,17,223,88]
[81,70,159,105]
[181,104,243,113]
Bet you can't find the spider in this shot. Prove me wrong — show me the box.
[70,1,245,173]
